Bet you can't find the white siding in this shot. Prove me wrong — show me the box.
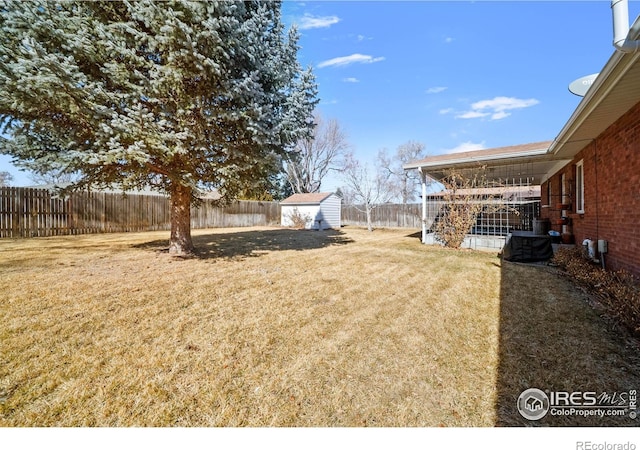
[281,204,320,229]
[318,195,341,229]
[280,194,342,230]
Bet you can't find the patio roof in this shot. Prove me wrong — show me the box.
[428,185,541,199]
[405,15,640,184]
[403,141,569,184]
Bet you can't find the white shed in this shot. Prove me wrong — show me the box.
[280,193,341,230]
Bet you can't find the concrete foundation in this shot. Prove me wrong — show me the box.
[422,233,506,252]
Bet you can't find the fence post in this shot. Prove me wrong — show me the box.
[12,187,22,238]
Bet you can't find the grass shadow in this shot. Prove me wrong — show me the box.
[134,228,354,260]
[495,260,640,426]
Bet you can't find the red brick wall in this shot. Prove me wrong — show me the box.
[541,100,640,277]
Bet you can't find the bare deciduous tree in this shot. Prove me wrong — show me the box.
[284,112,350,193]
[378,140,428,204]
[28,169,79,187]
[433,168,516,248]
[0,171,13,187]
[341,153,394,232]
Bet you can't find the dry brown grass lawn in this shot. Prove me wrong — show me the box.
[1,226,638,427]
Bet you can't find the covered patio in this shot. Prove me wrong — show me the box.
[404,141,570,250]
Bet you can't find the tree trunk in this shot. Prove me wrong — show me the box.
[365,205,373,232]
[169,184,194,256]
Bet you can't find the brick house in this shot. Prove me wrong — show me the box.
[540,100,640,276]
[405,2,640,276]
[532,8,640,276]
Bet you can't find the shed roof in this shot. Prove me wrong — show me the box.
[280,192,335,205]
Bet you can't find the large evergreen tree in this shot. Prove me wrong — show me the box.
[0,0,317,255]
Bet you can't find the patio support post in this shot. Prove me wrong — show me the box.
[419,167,427,244]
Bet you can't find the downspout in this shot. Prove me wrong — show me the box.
[611,0,640,52]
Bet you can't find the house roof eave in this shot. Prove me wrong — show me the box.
[549,15,640,159]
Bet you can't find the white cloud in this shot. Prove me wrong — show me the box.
[426,86,447,94]
[455,111,489,119]
[343,77,360,83]
[438,108,454,115]
[490,111,510,120]
[317,53,385,68]
[443,141,487,154]
[457,96,539,120]
[355,34,373,42]
[444,37,454,44]
[478,96,539,118]
[471,96,539,111]
[298,14,340,30]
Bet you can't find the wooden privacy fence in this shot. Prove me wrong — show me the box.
[0,187,280,238]
[341,203,428,229]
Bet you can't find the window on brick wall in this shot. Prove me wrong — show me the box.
[576,160,585,214]
[547,179,552,206]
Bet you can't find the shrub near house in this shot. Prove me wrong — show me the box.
[552,247,640,336]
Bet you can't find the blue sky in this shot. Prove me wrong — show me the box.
[281,0,640,191]
[1,1,639,188]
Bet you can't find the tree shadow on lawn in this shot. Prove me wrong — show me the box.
[495,260,640,426]
[134,228,354,260]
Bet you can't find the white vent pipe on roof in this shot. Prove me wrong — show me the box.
[612,0,640,52]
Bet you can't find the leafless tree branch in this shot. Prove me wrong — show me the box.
[284,112,350,193]
[341,153,394,232]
